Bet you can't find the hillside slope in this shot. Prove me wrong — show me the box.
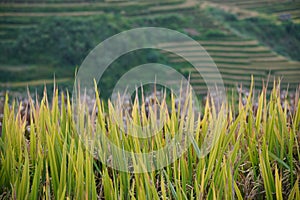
[0,0,299,95]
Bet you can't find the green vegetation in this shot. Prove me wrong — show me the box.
[0,0,300,199]
[207,7,300,61]
[0,0,299,96]
[0,15,130,66]
[0,82,299,199]
[208,0,300,22]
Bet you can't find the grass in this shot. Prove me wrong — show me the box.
[0,79,299,199]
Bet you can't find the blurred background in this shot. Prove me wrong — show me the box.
[0,0,299,99]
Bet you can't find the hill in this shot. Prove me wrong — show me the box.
[0,0,299,96]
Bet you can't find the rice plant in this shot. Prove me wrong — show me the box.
[0,80,299,199]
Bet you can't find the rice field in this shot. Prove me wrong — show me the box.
[0,81,299,199]
[0,78,72,88]
[1,0,299,96]
[0,0,190,43]
[207,0,300,23]
[0,5,299,199]
[159,39,300,94]
[0,11,105,17]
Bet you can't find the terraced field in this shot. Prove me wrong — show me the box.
[160,39,300,94]
[0,0,193,42]
[207,0,300,23]
[0,0,196,47]
[0,78,72,88]
[0,0,299,96]
[0,0,199,93]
